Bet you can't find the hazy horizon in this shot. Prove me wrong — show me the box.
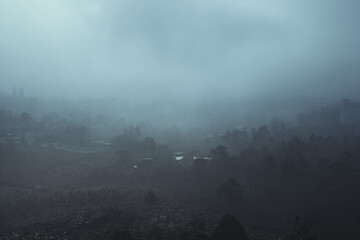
[1,0,360,102]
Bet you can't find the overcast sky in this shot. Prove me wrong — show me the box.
[1,0,360,103]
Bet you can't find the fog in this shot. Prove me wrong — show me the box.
[2,2,360,239]
[1,0,360,127]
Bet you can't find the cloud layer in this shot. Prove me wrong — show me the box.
[1,0,360,102]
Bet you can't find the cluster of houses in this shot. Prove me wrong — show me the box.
[124,151,213,170]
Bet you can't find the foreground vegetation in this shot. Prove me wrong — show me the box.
[1,102,360,239]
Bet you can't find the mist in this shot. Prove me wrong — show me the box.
[1,1,360,239]
[1,0,359,103]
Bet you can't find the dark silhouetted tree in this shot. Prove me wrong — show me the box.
[112,125,141,151]
[141,137,157,153]
[252,125,272,148]
[211,145,229,160]
[211,214,248,240]
[216,178,244,205]
[210,145,233,173]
